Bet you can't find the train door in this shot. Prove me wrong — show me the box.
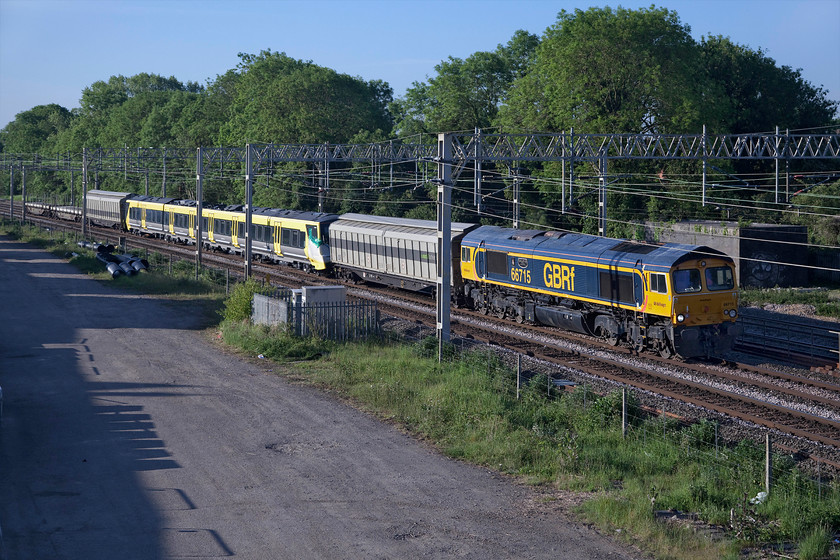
[476,242,486,279]
[633,267,645,309]
[273,224,283,257]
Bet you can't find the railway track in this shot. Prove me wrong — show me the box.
[6,201,840,458]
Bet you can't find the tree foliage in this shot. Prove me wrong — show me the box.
[0,104,73,153]
[391,30,539,135]
[218,50,393,145]
[498,6,720,134]
[700,35,838,133]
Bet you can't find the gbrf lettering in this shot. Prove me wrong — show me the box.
[543,263,575,292]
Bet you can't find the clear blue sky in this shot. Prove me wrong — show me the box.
[1,0,838,132]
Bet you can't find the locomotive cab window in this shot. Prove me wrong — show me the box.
[705,266,734,291]
[461,247,471,263]
[650,273,668,294]
[673,269,702,293]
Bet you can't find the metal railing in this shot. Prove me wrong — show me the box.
[252,293,380,342]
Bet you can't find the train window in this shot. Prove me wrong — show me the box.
[651,273,668,294]
[705,266,734,291]
[306,225,319,246]
[673,269,702,293]
[461,247,471,263]
[280,228,303,248]
[600,271,635,304]
[487,251,507,275]
[129,207,141,220]
[238,222,245,239]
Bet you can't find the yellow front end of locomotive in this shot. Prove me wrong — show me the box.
[667,257,739,327]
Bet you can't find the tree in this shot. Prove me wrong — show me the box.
[498,6,721,134]
[218,50,393,145]
[0,104,73,153]
[700,35,838,133]
[391,30,539,136]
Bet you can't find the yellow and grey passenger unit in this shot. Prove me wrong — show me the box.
[121,193,337,272]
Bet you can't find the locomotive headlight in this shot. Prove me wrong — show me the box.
[728,309,737,318]
[676,314,685,323]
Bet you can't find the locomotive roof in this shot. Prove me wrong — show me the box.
[464,225,730,270]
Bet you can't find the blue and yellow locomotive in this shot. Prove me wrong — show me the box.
[459,226,739,358]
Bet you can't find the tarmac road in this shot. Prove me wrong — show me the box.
[0,235,638,559]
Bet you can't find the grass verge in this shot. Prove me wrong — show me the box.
[218,318,840,560]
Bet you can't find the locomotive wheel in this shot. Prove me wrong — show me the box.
[598,326,619,346]
[658,340,674,359]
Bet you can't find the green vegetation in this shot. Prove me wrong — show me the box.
[218,309,840,560]
[2,6,836,240]
[220,278,274,322]
[741,287,840,319]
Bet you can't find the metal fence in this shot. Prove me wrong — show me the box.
[252,293,380,342]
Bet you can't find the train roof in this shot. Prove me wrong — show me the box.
[334,213,478,235]
[189,204,338,223]
[251,208,339,222]
[131,195,177,204]
[463,225,730,270]
[86,189,134,200]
